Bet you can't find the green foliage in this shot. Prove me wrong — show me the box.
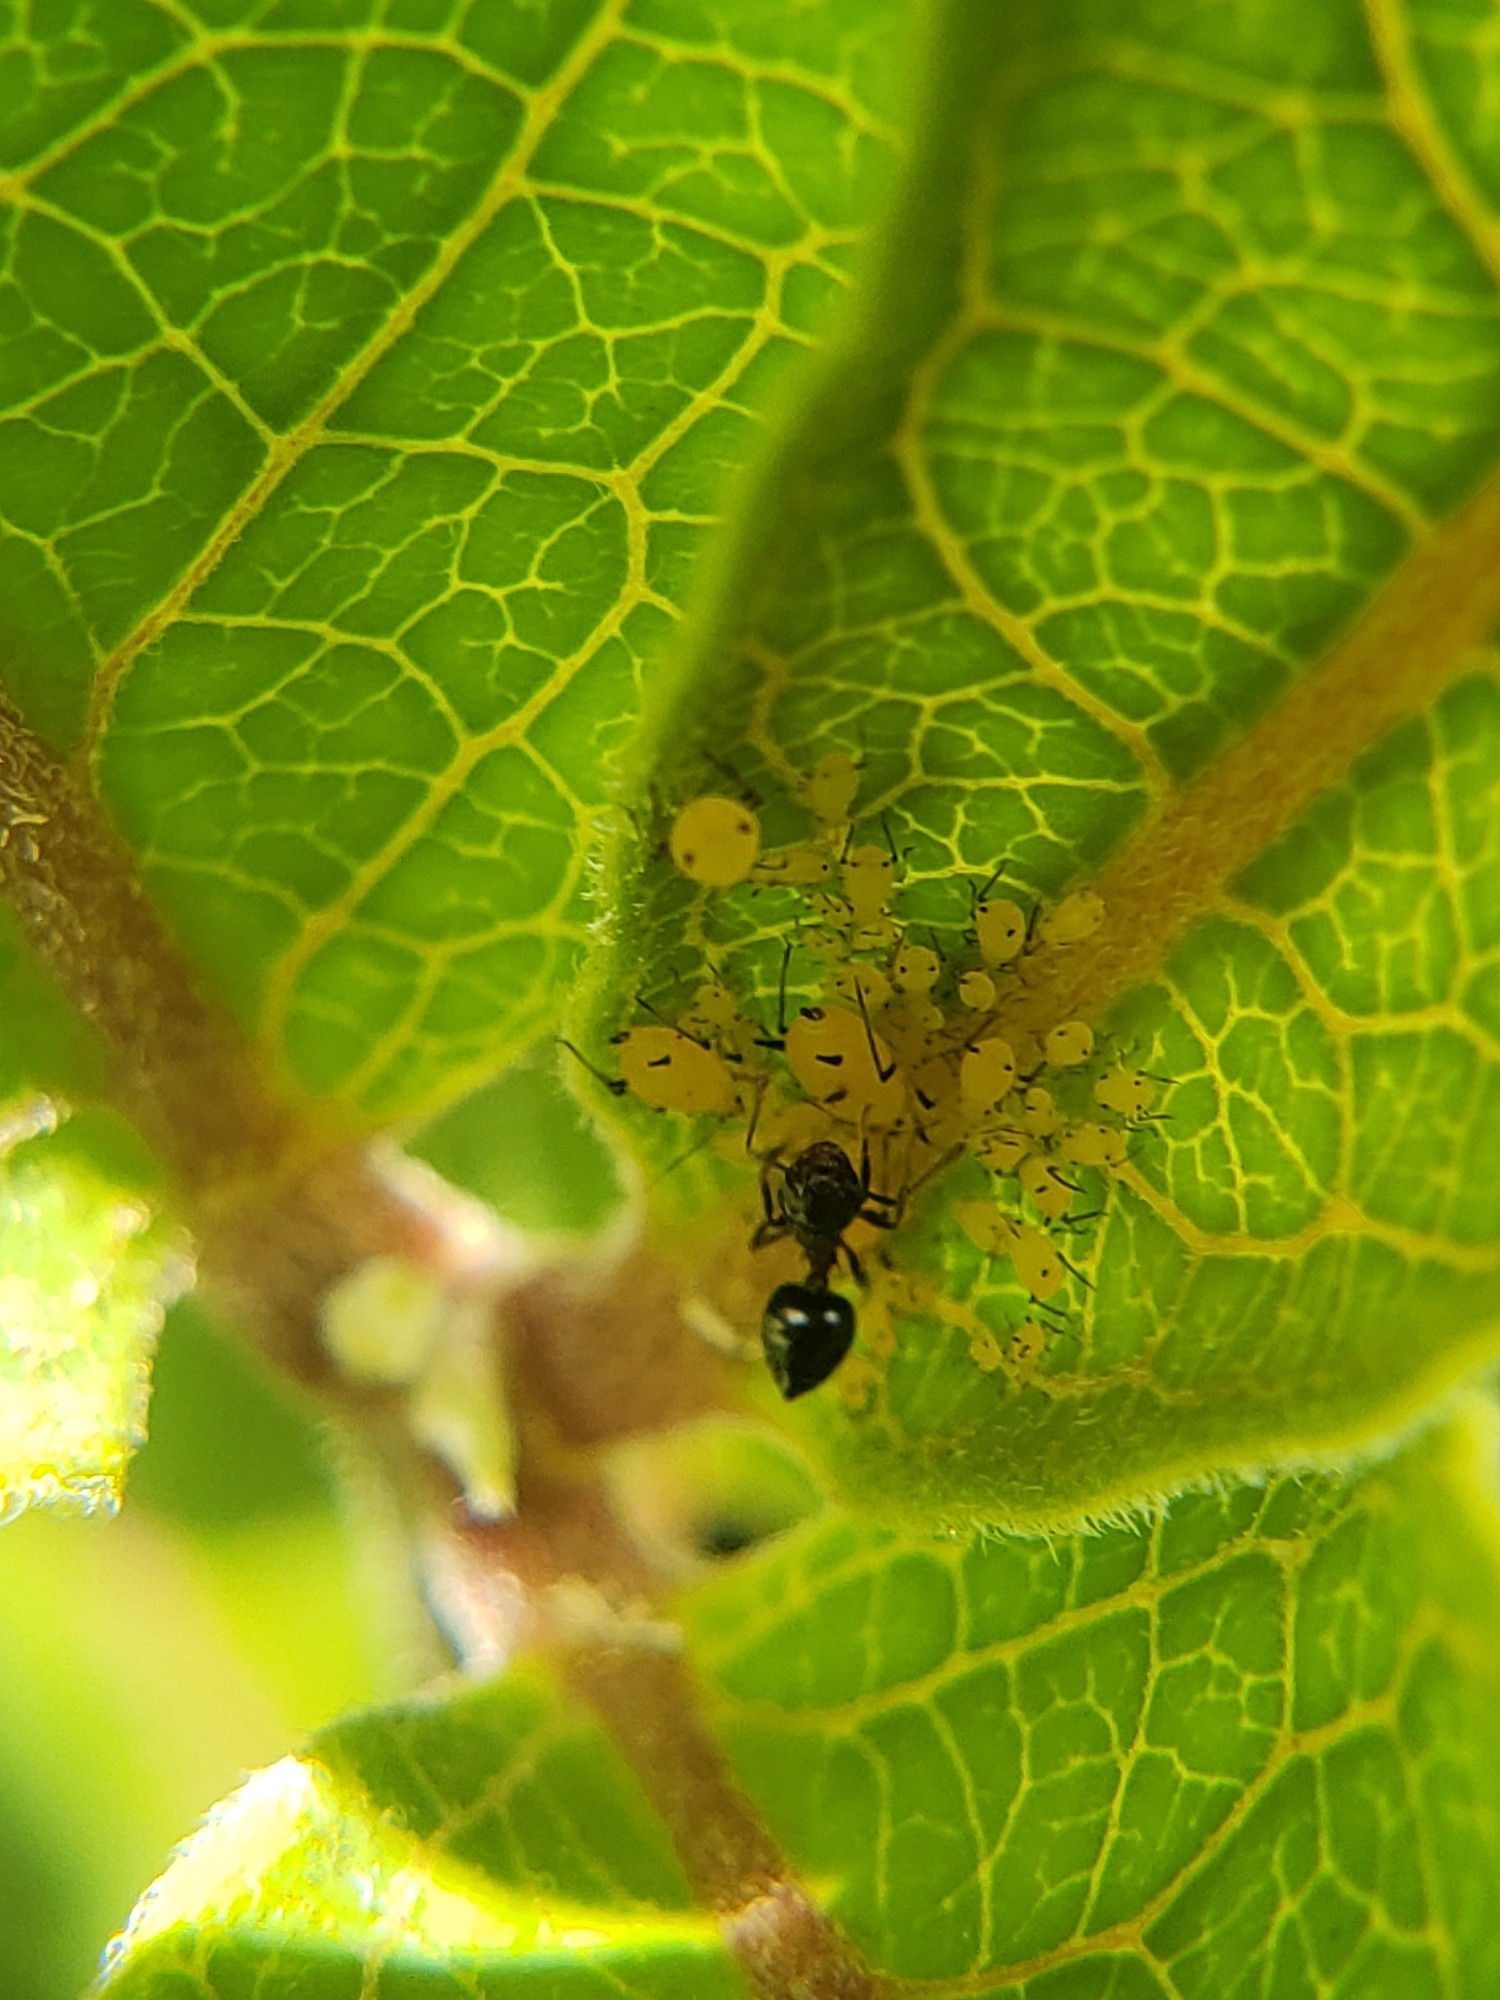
[99,1414,1500,1996]
[4,0,1500,1995]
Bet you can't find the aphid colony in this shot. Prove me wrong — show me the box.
[569,759,1157,1401]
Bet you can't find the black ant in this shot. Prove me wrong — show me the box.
[752,1138,900,1399]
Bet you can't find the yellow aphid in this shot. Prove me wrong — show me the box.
[809,889,854,929]
[830,962,892,1012]
[682,981,738,1031]
[1039,889,1105,947]
[969,1328,1004,1374]
[976,896,1027,967]
[891,942,942,996]
[752,841,834,887]
[836,1354,880,1410]
[955,1200,1019,1258]
[843,843,897,924]
[1010,1225,1065,1301]
[1045,1021,1095,1068]
[851,915,901,954]
[910,1052,958,1102]
[614,1026,741,1116]
[910,1054,966,1149]
[1019,1154,1075,1222]
[958,969,996,1012]
[1019,1085,1059,1138]
[961,1037,1017,1119]
[975,1127,1030,1174]
[875,1002,942,1068]
[1008,1322,1045,1369]
[1094,1068,1156,1120]
[801,926,849,965]
[1061,1122,1128,1170]
[884,1267,933,1316]
[755,1090,834,1159]
[804,751,862,827]
[670,795,760,888]
[783,1004,906,1129]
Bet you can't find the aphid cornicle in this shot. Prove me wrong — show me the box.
[669,794,761,888]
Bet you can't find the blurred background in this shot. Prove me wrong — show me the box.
[0,1054,626,2000]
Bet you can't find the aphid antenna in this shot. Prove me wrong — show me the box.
[633,990,703,1043]
[879,811,908,870]
[971,860,1014,909]
[699,747,759,804]
[556,1037,626,1097]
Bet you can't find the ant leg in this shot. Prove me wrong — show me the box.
[757,1149,786,1227]
[750,1218,791,1253]
[841,1240,867,1287]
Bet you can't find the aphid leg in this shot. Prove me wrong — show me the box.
[557,1039,626,1096]
[1058,1251,1094,1291]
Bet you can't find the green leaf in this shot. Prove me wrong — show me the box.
[689,1409,1500,1994]
[100,1411,1500,1995]
[1,0,910,1119]
[0,1102,186,1518]
[595,0,1500,1524]
[101,1663,743,1998]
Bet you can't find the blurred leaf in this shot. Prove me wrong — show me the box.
[100,1412,1500,1995]
[0,1107,187,1517]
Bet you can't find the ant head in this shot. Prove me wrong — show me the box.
[760,1283,856,1399]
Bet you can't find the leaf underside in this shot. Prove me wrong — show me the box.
[7,1,1500,1996]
